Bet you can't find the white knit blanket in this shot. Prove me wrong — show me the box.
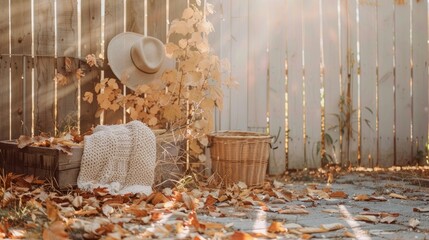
[77,121,156,195]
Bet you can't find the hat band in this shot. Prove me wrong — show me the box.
[130,51,159,74]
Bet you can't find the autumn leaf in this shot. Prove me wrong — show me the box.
[53,73,68,86]
[75,68,85,80]
[298,227,327,234]
[46,199,61,222]
[320,223,345,231]
[230,231,255,240]
[107,78,119,89]
[169,20,192,35]
[389,193,407,200]
[267,221,287,233]
[380,216,397,224]
[409,218,420,228]
[354,215,378,223]
[42,221,69,240]
[1,191,14,207]
[182,7,194,19]
[413,207,429,212]
[86,54,98,67]
[17,135,33,148]
[278,208,309,214]
[329,191,348,199]
[148,192,169,205]
[83,92,93,103]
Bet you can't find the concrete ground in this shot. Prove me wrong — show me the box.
[196,172,429,239]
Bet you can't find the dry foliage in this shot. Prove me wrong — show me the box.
[81,4,236,162]
[0,168,427,238]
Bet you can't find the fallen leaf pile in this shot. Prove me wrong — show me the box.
[16,128,92,155]
[0,171,427,239]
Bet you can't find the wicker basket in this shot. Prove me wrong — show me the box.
[208,131,271,186]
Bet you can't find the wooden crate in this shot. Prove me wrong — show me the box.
[0,140,83,189]
[0,133,185,190]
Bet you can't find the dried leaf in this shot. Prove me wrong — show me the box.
[182,7,194,19]
[17,135,33,148]
[149,192,169,205]
[54,73,68,86]
[83,92,94,104]
[329,191,348,199]
[46,199,60,222]
[322,209,340,214]
[380,216,397,224]
[413,207,429,212]
[389,193,407,200]
[278,208,309,214]
[267,221,287,233]
[237,181,247,189]
[42,221,69,240]
[72,196,83,208]
[230,231,255,240]
[102,204,114,217]
[76,68,85,80]
[353,194,370,201]
[320,223,345,231]
[86,54,98,67]
[344,231,355,238]
[1,191,14,207]
[354,215,378,223]
[298,227,327,234]
[409,218,420,228]
[307,188,330,200]
[205,194,218,207]
[182,192,195,210]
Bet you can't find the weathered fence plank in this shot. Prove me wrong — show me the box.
[80,0,101,131]
[148,0,167,42]
[268,0,286,175]
[345,0,359,166]
[339,0,349,165]
[323,0,341,166]
[377,0,395,167]
[303,0,322,168]
[286,0,305,169]
[0,56,10,140]
[56,0,78,133]
[209,0,232,131]
[34,0,55,136]
[10,0,32,139]
[359,1,377,167]
[229,0,248,130]
[394,1,412,166]
[0,0,9,140]
[104,0,125,125]
[127,0,145,35]
[411,0,428,165]
[247,1,268,132]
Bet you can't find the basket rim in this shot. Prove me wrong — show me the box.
[208,130,271,139]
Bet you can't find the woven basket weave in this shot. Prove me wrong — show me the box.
[209,131,271,186]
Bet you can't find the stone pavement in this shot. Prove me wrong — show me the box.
[196,173,429,239]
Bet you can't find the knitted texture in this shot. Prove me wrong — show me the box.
[77,121,156,195]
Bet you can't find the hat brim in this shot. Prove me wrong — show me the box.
[107,32,175,91]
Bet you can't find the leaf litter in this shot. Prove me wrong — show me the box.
[0,169,427,239]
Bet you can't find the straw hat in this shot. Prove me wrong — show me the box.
[107,32,174,90]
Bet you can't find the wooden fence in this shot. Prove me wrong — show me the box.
[0,0,427,174]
